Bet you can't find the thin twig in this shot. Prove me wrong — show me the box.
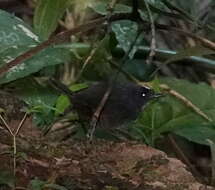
[0,113,28,189]
[87,86,113,140]
[0,114,13,135]
[206,139,215,185]
[14,112,28,136]
[74,45,98,83]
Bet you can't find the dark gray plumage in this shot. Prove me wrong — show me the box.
[51,80,161,128]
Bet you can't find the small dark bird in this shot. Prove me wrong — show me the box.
[50,80,162,128]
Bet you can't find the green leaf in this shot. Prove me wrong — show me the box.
[0,10,40,47]
[173,123,215,146]
[13,78,59,126]
[123,59,156,81]
[55,95,70,115]
[55,83,88,115]
[69,83,88,92]
[111,20,139,58]
[33,0,70,39]
[131,78,215,145]
[0,46,70,84]
[0,10,70,84]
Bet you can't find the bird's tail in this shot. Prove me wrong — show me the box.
[49,78,73,97]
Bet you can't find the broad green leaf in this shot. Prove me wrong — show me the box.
[123,59,156,81]
[12,78,59,126]
[55,95,70,115]
[0,10,40,47]
[69,83,88,92]
[111,20,139,58]
[0,10,70,84]
[0,46,70,84]
[33,0,70,39]
[131,78,215,145]
[173,123,215,146]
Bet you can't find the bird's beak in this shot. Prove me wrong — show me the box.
[152,93,164,98]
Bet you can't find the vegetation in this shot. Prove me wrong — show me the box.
[1,0,215,188]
